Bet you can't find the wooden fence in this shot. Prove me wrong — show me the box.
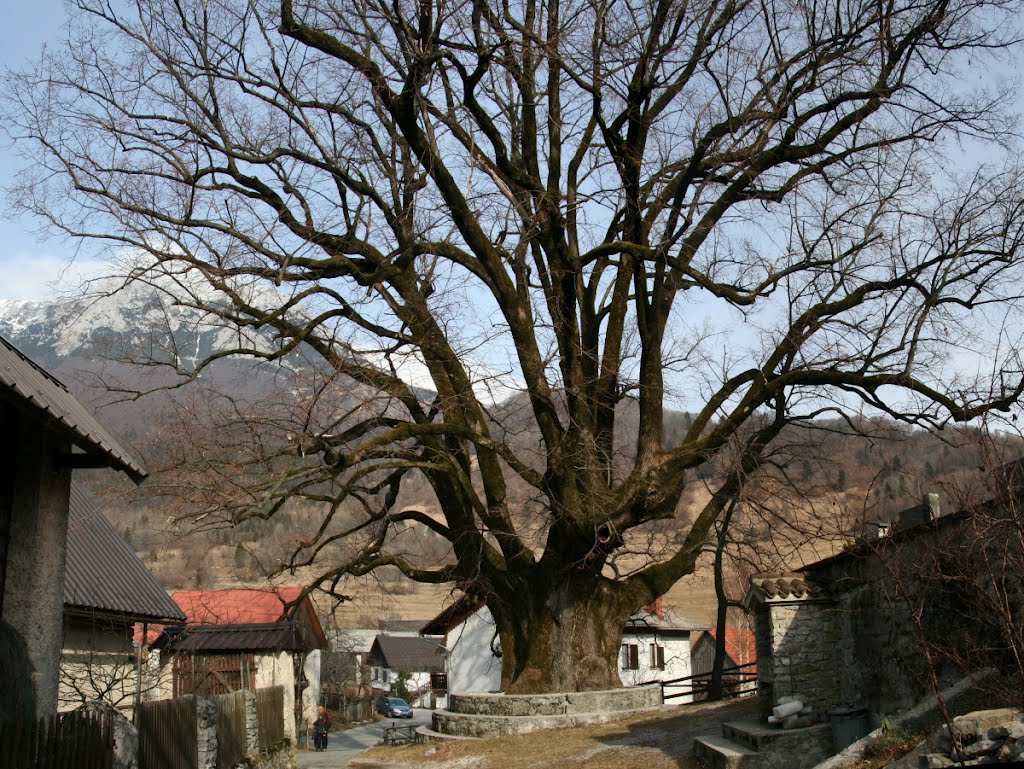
[1,708,113,769]
[136,697,199,769]
[255,687,285,751]
[652,661,758,702]
[214,692,247,769]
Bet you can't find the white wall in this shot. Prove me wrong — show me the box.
[446,607,502,697]
[618,630,693,704]
[301,649,321,724]
[255,650,297,742]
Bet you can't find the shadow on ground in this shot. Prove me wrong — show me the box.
[590,697,760,768]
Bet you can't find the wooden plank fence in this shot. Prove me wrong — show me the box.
[214,692,248,769]
[255,687,285,751]
[136,696,199,769]
[0,708,113,769]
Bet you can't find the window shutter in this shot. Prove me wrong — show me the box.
[657,645,665,670]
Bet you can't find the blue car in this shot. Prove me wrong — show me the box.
[376,697,413,718]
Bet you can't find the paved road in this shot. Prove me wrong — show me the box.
[296,710,433,768]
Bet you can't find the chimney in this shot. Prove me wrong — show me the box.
[864,520,891,541]
[645,596,664,620]
[897,493,940,529]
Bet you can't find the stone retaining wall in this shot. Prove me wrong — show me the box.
[432,685,663,739]
[449,685,661,716]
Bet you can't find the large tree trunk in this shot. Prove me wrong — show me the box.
[490,573,635,694]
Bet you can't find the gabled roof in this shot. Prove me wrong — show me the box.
[0,334,146,482]
[367,634,445,674]
[623,607,706,634]
[694,627,757,666]
[379,618,435,634]
[63,483,185,624]
[153,622,318,653]
[172,587,305,624]
[419,595,484,636]
[169,586,327,649]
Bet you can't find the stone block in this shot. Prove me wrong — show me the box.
[961,739,1001,759]
[951,709,1022,739]
[919,753,954,769]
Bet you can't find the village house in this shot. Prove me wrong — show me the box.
[60,483,185,713]
[0,333,146,718]
[419,596,705,705]
[689,625,757,700]
[366,634,446,708]
[148,586,327,741]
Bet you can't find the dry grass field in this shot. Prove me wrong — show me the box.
[349,697,758,769]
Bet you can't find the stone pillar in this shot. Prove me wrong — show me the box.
[1,410,73,717]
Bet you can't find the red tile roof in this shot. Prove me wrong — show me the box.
[172,587,306,625]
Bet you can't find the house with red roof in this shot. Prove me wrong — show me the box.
[148,586,327,741]
[691,625,757,703]
[692,626,757,671]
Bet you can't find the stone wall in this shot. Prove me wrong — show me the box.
[762,601,841,714]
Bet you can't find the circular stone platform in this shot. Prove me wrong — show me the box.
[432,685,663,739]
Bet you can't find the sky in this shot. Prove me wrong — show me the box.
[0,1,108,302]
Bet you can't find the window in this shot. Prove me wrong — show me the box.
[621,643,639,671]
[649,644,665,670]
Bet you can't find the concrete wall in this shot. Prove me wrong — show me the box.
[60,617,138,712]
[1,407,73,717]
[618,630,693,704]
[254,651,297,742]
[300,649,321,725]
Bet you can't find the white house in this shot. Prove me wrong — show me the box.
[420,596,705,705]
[618,598,706,703]
[366,634,446,708]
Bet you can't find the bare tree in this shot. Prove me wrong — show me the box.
[5,0,1024,693]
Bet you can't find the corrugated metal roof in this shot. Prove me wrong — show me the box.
[0,335,146,482]
[154,622,316,652]
[368,634,445,673]
[64,483,185,623]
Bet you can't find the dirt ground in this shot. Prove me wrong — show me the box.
[349,697,759,769]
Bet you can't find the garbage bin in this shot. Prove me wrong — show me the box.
[827,706,869,753]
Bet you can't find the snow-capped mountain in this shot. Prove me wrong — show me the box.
[0,282,523,407]
[0,281,282,369]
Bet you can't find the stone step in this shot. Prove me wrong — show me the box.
[694,734,762,769]
[415,725,480,742]
[721,719,832,753]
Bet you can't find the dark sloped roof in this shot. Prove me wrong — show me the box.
[624,608,706,634]
[379,618,433,634]
[153,622,317,652]
[420,595,483,636]
[64,483,184,624]
[367,634,445,673]
[0,335,146,482]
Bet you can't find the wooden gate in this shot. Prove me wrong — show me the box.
[172,654,255,698]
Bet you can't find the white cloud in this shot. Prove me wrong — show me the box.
[0,252,109,301]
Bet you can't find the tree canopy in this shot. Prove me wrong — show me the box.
[6,0,1024,692]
